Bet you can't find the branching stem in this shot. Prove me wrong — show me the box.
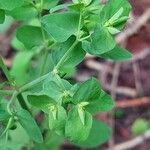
[19,73,50,93]
[6,6,83,116]
[7,73,50,114]
[55,40,78,71]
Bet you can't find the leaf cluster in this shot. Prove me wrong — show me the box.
[0,0,132,148]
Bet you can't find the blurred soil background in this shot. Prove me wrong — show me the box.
[0,0,150,150]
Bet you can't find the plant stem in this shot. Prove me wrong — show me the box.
[51,11,82,72]
[0,56,15,86]
[40,0,43,8]
[7,73,50,114]
[39,0,47,45]
[55,40,78,70]
[0,117,13,138]
[39,42,56,76]
[5,7,82,115]
[17,94,30,112]
[54,11,83,71]
[4,131,8,150]
[79,34,91,41]
[7,91,18,115]
[19,72,50,93]
[38,0,57,76]
[77,11,82,40]
[39,50,49,76]
[38,5,48,76]
[0,90,14,95]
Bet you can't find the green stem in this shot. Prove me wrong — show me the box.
[39,42,56,76]
[4,131,8,150]
[0,90,14,95]
[55,74,66,90]
[38,0,56,76]
[5,3,82,116]
[39,0,47,45]
[0,56,15,86]
[79,34,91,41]
[54,11,83,71]
[7,91,18,115]
[55,40,78,70]
[17,94,30,112]
[39,50,49,76]
[40,0,43,9]
[7,73,50,114]
[19,72,50,93]
[77,11,82,40]
[0,117,13,138]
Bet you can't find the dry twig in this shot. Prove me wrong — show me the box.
[108,63,121,149]
[114,130,150,150]
[105,85,137,97]
[116,97,150,108]
[85,59,112,73]
[132,61,143,96]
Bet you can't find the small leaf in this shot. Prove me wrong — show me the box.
[0,109,10,121]
[27,94,56,109]
[77,102,90,125]
[16,25,44,49]
[107,27,120,35]
[108,7,124,23]
[113,16,129,28]
[131,119,149,136]
[73,0,92,6]
[99,0,131,29]
[68,3,85,11]
[50,105,57,120]
[43,73,72,101]
[0,9,5,24]
[17,108,43,143]
[8,4,38,21]
[43,81,63,101]
[0,102,10,121]
[42,12,80,42]
[65,106,92,142]
[100,46,132,61]
[50,3,69,13]
[86,90,114,114]
[76,120,112,148]
[72,0,80,4]
[83,0,92,6]
[0,0,24,11]
[38,0,59,10]
[49,105,67,136]
[73,77,101,104]
[78,107,85,125]
[11,51,34,85]
[11,36,26,51]
[82,26,116,55]
[8,123,30,149]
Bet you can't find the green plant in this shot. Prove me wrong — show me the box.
[131,118,149,136]
[0,0,132,149]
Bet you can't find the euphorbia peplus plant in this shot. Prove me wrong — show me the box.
[0,0,132,149]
